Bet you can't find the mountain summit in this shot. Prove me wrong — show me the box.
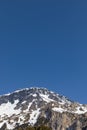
[0,87,87,130]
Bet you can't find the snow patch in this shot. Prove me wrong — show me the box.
[29,108,40,125]
[33,94,37,97]
[22,101,27,104]
[52,107,65,113]
[0,100,20,118]
[40,94,55,103]
[75,106,87,114]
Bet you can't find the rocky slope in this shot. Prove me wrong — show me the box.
[0,87,87,130]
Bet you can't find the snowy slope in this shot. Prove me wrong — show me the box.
[0,87,87,130]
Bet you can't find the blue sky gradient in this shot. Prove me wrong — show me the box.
[0,1,87,103]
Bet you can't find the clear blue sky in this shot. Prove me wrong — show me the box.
[0,1,87,103]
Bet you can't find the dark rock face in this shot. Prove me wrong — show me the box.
[0,87,87,130]
[82,126,87,130]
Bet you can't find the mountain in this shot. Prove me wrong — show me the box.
[0,87,87,130]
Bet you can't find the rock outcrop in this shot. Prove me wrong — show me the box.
[0,87,87,130]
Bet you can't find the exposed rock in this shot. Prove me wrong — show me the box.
[0,87,87,130]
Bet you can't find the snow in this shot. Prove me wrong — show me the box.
[0,87,87,129]
[18,115,25,125]
[59,101,66,105]
[0,120,15,129]
[52,106,87,114]
[0,88,30,97]
[29,108,40,125]
[6,121,14,130]
[0,93,11,97]
[40,94,55,103]
[33,94,37,97]
[0,100,20,118]
[28,102,33,110]
[75,106,87,114]
[23,100,35,112]
[0,121,5,128]
[22,101,27,104]
[52,107,66,113]
[14,88,29,93]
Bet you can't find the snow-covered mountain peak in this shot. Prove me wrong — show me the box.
[0,87,73,106]
[0,87,87,130]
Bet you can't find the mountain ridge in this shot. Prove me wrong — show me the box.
[0,87,84,105]
[0,87,87,130]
